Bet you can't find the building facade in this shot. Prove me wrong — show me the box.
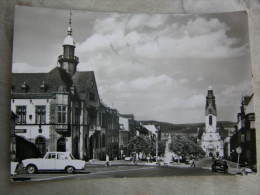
[201,87,223,157]
[230,93,256,168]
[11,11,100,160]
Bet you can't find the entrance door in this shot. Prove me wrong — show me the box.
[35,137,46,157]
[57,137,66,152]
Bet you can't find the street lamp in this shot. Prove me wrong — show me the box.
[236,146,242,172]
[155,125,160,163]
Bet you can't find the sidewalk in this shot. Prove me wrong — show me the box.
[86,159,192,168]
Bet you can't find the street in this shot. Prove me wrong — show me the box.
[12,158,231,182]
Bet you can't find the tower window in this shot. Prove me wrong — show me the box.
[209,115,212,125]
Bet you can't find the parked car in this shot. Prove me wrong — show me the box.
[124,156,132,161]
[22,152,86,174]
[211,160,228,173]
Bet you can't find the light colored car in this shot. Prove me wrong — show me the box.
[22,152,86,174]
[124,156,132,161]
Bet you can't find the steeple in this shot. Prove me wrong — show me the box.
[205,86,217,116]
[67,9,72,35]
[58,9,79,76]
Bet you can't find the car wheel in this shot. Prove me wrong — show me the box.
[65,166,75,174]
[26,165,37,174]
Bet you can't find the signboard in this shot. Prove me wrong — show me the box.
[15,129,26,133]
[56,124,67,129]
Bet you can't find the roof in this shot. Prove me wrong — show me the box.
[63,35,75,46]
[119,114,135,120]
[72,71,100,104]
[142,125,158,135]
[12,67,73,97]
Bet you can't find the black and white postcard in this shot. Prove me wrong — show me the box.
[10,6,256,181]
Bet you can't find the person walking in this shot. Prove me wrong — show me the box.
[105,154,110,167]
[190,158,196,167]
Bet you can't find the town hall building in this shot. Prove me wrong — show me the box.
[11,11,101,160]
[201,87,223,157]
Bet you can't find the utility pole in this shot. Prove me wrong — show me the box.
[155,125,160,163]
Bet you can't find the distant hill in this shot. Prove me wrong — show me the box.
[139,120,236,139]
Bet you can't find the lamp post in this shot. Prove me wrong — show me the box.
[155,125,160,163]
[236,146,242,172]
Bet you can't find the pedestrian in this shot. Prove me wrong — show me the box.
[190,158,196,167]
[105,154,110,167]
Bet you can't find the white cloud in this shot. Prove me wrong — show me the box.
[127,14,168,29]
[78,15,247,60]
[220,81,252,98]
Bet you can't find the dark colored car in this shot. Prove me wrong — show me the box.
[211,160,228,173]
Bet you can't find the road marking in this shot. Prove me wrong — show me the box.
[28,167,155,182]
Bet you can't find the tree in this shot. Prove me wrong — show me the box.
[170,135,205,157]
[127,136,152,155]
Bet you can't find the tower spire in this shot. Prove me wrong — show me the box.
[67,9,72,35]
[58,9,79,76]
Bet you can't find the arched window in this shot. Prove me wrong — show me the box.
[209,116,212,125]
[57,137,66,152]
[35,137,46,156]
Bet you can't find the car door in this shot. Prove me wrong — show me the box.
[56,153,69,170]
[42,153,56,170]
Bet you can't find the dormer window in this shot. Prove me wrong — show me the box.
[40,81,47,92]
[21,81,29,92]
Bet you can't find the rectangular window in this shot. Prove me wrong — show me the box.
[35,105,46,124]
[16,106,26,124]
[57,105,67,124]
[89,92,95,101]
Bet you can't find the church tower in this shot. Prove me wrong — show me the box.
[58,9,79,76]
[205,86,217,132]
[201,86,223,157]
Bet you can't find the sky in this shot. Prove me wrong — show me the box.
[12,6,253,123]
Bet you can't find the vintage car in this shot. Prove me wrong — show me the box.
[22,152,86,174]
[211,160,228,173]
